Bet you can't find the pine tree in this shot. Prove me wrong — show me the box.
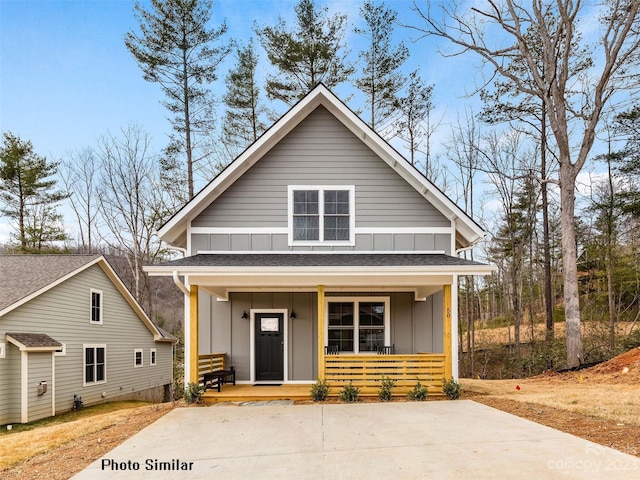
[222,39,270,152]
[256,0,354,105]
[125,0,230,199]
[355,0,408,130]
[0,132,69,252]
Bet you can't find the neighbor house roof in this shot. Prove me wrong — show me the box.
[157,84,486,250]
[0,254,100,311]
[0,255,176,343]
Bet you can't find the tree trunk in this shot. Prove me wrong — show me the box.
[559,161,583,368]
[541,108,554,344]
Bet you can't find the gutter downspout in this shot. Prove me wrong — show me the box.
[172,271,190,296]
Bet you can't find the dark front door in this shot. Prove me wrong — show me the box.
[255,312,284,381]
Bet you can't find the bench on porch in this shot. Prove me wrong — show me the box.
[203,367,236,392]
[199,353,236,392]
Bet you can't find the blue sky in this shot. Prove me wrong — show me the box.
[1,0,471,162]
[0,0,614,245]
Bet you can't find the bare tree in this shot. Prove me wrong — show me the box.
[446,109,482,376]
[411,0,640,367]
[96,125,170,312]
[60,148,100,253]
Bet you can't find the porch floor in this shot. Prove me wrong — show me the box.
[201,383,444,404]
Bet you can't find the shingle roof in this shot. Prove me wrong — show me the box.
[6,332,62,348]
[155,253,487,268]
[0,254,101,312]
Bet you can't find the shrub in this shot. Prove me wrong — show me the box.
[184,382,204,404]
[338,382,360,403]
[442,378,460,399]
[407,381,428,401]
[378,376,395,401]
[310,378,330,401]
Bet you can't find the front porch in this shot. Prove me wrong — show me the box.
[199,352,446,403]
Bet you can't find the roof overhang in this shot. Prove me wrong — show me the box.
[6,333,62,352]
[145,253,495,301]
[157,84,486,249]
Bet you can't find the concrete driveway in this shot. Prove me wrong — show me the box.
[73,400,639,479]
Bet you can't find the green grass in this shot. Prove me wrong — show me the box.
[0,400,151,436]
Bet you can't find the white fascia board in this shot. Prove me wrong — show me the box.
[318,89,486,247]
[157,84,484,248]
[158,87,330,245]
[96,259,168,342]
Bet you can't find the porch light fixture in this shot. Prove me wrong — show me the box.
[241,311,249,319]
[289,311,297,319]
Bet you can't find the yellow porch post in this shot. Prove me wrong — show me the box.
[443,284,452,380]
[317,285,325,379]
[189,285,199,384]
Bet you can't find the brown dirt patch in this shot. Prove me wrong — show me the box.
[462,347,640,458]
[470,396,639,457]
[1,403,173,480]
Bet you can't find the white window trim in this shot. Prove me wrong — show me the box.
[134,348,144,367]
[150,348,157,366]
[287,185,355,246]
[54,343,66,357]
[0,342,5,358]
[83,344,106,386]
[325,296,390,354]
[89,288,103,324]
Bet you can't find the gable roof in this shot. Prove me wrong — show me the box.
[157,84,485,250]
[6,332,62,351]
[0,255,176,343]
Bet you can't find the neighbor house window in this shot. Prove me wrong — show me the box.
[150,348,157,366]
[326,297,389,353]
[134,349,143,367]
[90,289,103,324]
[288,186,354,245]
[84,345,106,385]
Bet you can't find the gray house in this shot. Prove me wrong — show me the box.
[0,255,175,424]
[146,85,493,397]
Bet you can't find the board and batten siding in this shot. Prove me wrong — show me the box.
[191,106,452,253]
[198,291,443,382]
[0,263,172,423]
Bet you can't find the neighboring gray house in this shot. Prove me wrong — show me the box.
[146,85,493,396]
[0,255,175,424]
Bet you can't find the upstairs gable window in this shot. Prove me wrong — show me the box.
[289,186,354,245]
[90,289,103,324]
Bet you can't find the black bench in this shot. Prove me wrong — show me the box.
[203,366,236,392]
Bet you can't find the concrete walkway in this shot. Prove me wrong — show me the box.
[73,401,640,479]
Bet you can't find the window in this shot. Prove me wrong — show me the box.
[326,297,389,353]
[134,349,143,367]
[54,343,66,356]
[288,186,354,245]
[84,345,106,385]
[150,348,157,366]
[90,289,103,324]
